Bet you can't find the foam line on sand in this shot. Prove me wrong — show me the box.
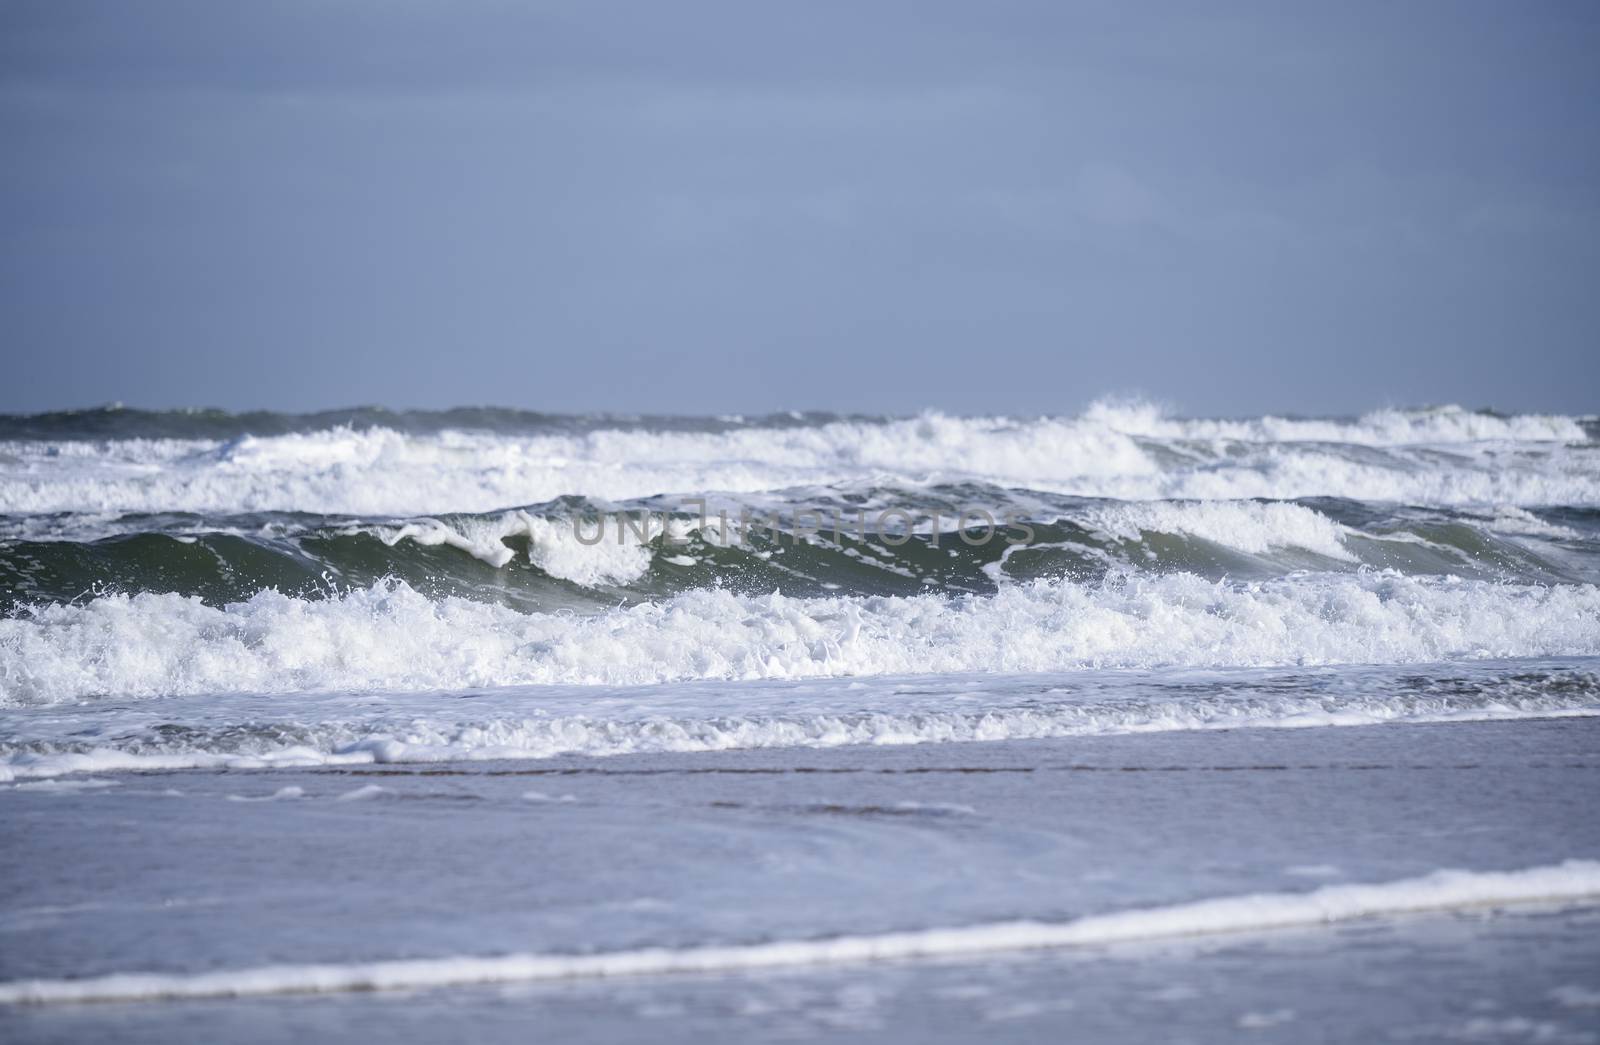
[4,860,1598,1005]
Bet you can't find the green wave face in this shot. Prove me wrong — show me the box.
[4,494,1596,612]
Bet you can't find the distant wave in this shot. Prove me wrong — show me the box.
[0,404,862,442]
[4,400,1589,443]
[1,402,1595,519]
[1081,399,1592,445]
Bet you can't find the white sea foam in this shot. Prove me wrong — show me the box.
[366,510,664,583]
[3,573,1598,707]
[4,673,1594,782]
[366,517,520,569]
[522,790,577,803]
[1,404,1593,520]
[1084,400,1589,445]
[7,778,119,793]
[225,786,304,803]
[335,784,390,802]
[1476,506,1585,540]
[2,861,1594,1004]
[1077,501,1356,561]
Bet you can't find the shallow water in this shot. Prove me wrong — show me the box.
[2,721,1599,1039]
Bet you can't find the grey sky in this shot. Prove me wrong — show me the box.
[3,1,1597,417]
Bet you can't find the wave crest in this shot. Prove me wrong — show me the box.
[2,403,1593,518]
[4,572,1598,705]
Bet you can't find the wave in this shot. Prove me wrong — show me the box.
[3,497,1595,612]
[1082,400,1592,445]
[4,660,1595,780]
[0,405,857,442]
[4,860,1595,1003]
[4,401,1588,444]
[4,572,1598,706]
[1,403,1595,520]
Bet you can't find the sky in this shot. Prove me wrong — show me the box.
[2,0,1597,418]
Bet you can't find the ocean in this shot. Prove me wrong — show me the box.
[2,400,1598,1041]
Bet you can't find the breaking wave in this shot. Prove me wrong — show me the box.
[1,402,1595,520]
[3,496,1597,611]
[4,572,1598,706]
